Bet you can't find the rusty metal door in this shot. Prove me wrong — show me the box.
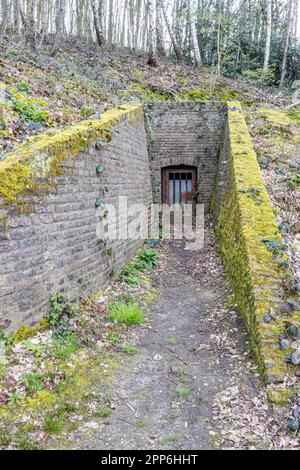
[162,167,197,207]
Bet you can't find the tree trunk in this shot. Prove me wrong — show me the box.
[159,0,184,63]
[188,0,202,67]
[13,0,21,34]
[1,0,9,29]
[121,0,128,47]
[135,0,142,49]
[147,0,158,66]
[25,0,36,48]
[51,0,66,55]
[91,0,105,45]
[156,0,165,55]
[279,0,294,87]
[108,0,113,44]
[263,0,272,71]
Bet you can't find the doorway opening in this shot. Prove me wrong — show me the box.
[162,166,197,207]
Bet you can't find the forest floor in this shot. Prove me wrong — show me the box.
[1,219,299,450]
[47,220,298,451]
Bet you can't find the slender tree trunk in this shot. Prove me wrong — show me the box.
[13,0,21,34]
[108,0,113,44]
[159,0,184,62]
[91,0,105,45]
[188,0,202,67]
[147,0,158,66]
[279,0,294,87]
[135,0,142,49]
[263,0,272,70]
[156,0,165,55]
[25,0,36,48]
[1,0,9,28]
[121,0,128,46]
[51,0,66,55]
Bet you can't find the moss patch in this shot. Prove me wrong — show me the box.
[0,104,142,220]
[213,101,300,384]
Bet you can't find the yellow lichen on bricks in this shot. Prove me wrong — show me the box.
[0,104,142,218]
[214,101,299,384]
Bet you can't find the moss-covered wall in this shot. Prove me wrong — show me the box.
[212,101,299,384]
[0,104,152,330]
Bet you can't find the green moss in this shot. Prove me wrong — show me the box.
[13,318,49,342]
[212,101,299,384]
[0,104,142,219]
[267,388,293,406]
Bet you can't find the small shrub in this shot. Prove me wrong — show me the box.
[10,95,49,124]
[135,248,158,270]
[121,248,158,286]
[108,301,145,326]
[122,345,138,356]
[94,406,112,418]
[46,293,78,337]
[16,81,32,93]
[24,372,44,394]
[242,67,276,86]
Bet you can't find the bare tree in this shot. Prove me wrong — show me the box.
[263,0,272,71]
[91,0,105,46]
[147,0,158,66]
[13,0,20,34]
[159,0,184,62]
[279,0,295,87]
[156,0,165,55]
[51,0,66,55]
[188,0,202,67]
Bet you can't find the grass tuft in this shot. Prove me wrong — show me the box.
[108,301,145,326]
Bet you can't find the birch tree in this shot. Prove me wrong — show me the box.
[263,0,272,71]
[159,0,184,62]
[147,0,158,66]
[188,0,202,67]
[279,0,295,87]
[91,0,105,46]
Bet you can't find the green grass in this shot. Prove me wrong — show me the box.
[134,418,148,429]
[94,406,112,418]
[52,333,80,359]
[8,391,22,407]
[44,409,65,434]
[122,345,138,356]
[167,337,177,345]
[0,428,11,447]
[15,431,38,450]
[176,386,190,398]
[23,372,44,394]
[108,301,145,326]
[107,331,120,345]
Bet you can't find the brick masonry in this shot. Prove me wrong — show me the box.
[144,102,227,211]
[0,102,228,331]
[0,108,152,330]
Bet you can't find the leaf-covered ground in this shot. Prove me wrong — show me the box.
[0,35,290,157]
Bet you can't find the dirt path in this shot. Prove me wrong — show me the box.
[54,219,287,451]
